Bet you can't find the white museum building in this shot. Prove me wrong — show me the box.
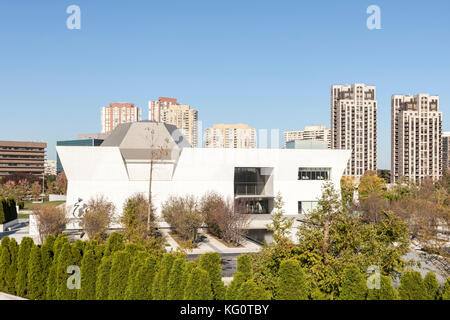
[57,121,351,243]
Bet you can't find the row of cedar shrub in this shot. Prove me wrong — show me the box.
[0,233,228,300]
[0,199,18,224]
[1,233,449,300]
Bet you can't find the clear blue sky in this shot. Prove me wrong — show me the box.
[1,0,449,169]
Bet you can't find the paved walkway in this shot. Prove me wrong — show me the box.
[161,230,261,255]
[0,292,27,300]
[0,219,39,244]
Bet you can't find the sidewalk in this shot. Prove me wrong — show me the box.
[162,231,261,255]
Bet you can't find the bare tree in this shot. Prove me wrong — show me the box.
[144,127,169,233]
[80,195,115,240]
[33,205,68,243]
[200,191,250,246]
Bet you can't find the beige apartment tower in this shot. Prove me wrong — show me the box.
[205,123,256,148]
[443,132,450,174]
[149,97,198,147]
[101,103,141,134]
[284,125,331,148]
[331,84,377,178]
[391,94,442,183]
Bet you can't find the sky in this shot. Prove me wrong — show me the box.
[0,0,449,169]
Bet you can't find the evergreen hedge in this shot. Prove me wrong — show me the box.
[199,252,225,300]
[15,237,34,297]
[277,258,307,300]
[0,198,18,224]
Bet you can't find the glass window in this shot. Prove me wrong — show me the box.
[298,168,330,180]
[298,201,318,214]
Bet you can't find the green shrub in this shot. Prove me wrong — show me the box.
[152,253,176,300]
[441,278,450,300]
[184,267,213,300]
[180,261,196,297]
[124,252,148,300]
[27,246,45,300]
[78,249,98,300]
[0,237,11,291]
[95,256,113,300]
[6,238,19,294]
[238,279,269,300]
[340,264,367,300]
[423,271,439,300]
[71,240,85,266]
[55,242,77,300]
[15,237,34,297]
[0,199,18,224]
[41,235,56,277]
[367,275,398,300]
[276,258,307,300]
[18,201,25,210]
[104,232,124,256]
[129,255,159,300]
[45,263,58,300]
[398,270,427,300]
[108,251,132,300]
[226,255,252,300]
[199,252,225,300]
[167,257,186,300]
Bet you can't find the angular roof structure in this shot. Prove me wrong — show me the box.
[101,121,191,160]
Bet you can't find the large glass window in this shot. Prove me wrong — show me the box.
[298,167,331,180]
[234,167,266,195]
[298,201,318,214]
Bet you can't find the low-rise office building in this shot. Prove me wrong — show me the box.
[57,122,351,242]
[0,141,47,178]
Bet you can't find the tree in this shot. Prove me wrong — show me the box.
[226,255,252,300]
[276,259,307,300]
[55,242,76,300]
[200,192,249,245]
[31,181,41,200]
[130,255,159,300]
[121,193,158,244]
[45,263,58,300]
[398,270,427,300]
[167,257,186,300]
[339,264,367,300]
[237,279,269,300]
[358,170,386,200]
[340,176,356,207]
[104,232,124,256]
[81,196,115,240]
[124,251,148,300]
[152,253,176,300]
[108,251,132,300]
[15,237,34,297]
[41,235,56,276]
[95,256,113,300]
[162,195,204,243]
[266,193,294,245]
[184,267,213,300]
[144,126,169,233]
[55,172,67,195]
[367,275,398,300]
[33,205,68,243]
[199,252,225,300]
[78,248,98,300]
[0,237,11,291]
[6,238,18,294]
[27,246,45,300]
[440,278,450,300]
[423,271,439,300]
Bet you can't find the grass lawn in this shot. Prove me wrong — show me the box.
[22,200,66,211]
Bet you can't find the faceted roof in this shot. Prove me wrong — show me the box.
[101,121,191,160]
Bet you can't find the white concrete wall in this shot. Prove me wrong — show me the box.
[57,146,351,229]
